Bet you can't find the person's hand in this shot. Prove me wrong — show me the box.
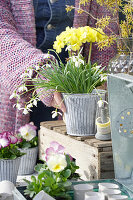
[51,92,66,113]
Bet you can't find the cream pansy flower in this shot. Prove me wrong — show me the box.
[47,154,67,172]
[18,123,37,141]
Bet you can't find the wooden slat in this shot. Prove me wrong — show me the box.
[85,138,112,148]
[40,120,66,129]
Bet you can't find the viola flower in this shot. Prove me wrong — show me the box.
[45,141,65,161]
[0,135,10,149]
[1,132,18,144]
[47,154,67,172]
[18,123,37,141]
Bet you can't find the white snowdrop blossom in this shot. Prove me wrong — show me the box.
[18,124,37,141]
[47,154,67,172]
[95,65,102,70]
[27,103,33,109]
[51,110,62,118]
[23,108,29,115]
[16,103,21,110]
[33,99,38,107]
[101,74,107,81]
[97,100,108,108]
[9,92,20,100]
[70,55,84,67]
[18,85,28,92]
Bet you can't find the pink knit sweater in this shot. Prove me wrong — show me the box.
[0,0,54,133]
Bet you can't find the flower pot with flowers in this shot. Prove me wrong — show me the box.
[16,122,38,175]
[0,131,25,184]
[66,0,133,74]
[11,26,107,137]
[23,141,80,200]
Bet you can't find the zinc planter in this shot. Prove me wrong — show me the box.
[63,90,106,136]
[18,147,38,175]
[0,157,21,184]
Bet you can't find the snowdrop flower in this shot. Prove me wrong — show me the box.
[23,108,29,115]
[18,123,37,141]
[33,99,38,107]
[13,103,22,110]
[18,85,28,92]
[51,110,62,118]
[95,64,102,70]
[101,74,107,81]
[16,103,21,110]
[97,100,108,108]
[27,68,33,78]
[9,92,20,100]
[70,55,84,67]
[27,103,33,109]
[47,154,67,172]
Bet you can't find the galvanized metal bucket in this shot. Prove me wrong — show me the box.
[18,147,38,175]
[0,157,21,184]
[63,90,106,136]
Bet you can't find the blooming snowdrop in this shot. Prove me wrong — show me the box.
[9,92,20,100]
[51,110,62,119]
[18,84,28,92]
[97,99,108,108]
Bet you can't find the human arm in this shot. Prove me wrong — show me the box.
[0,1,57,107]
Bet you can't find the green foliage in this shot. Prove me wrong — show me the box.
[17,136,38,149]
[0,144,25,159]
[24,157,80,199]
[33,56,106,94]
[24,167,72,199]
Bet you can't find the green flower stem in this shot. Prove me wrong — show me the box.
[88,42,92,65]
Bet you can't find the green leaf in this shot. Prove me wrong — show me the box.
[63,169,71,179]
[34,163,44,172]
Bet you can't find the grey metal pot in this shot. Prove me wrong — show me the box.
[18,146,38,175]
[62,90,106,136]
[0,157,21,184]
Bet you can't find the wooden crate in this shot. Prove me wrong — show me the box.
[39,120,114,181]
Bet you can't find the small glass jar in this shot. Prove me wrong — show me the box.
[108,37,133,74]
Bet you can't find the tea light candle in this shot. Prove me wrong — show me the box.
[85,191,104,200]
[98,183,119,192]
[101,189,121,200]
[108,195,128,200]
[73,184,93,200]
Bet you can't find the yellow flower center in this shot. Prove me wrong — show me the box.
[54,164,61,171]
[26,132,29,136]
